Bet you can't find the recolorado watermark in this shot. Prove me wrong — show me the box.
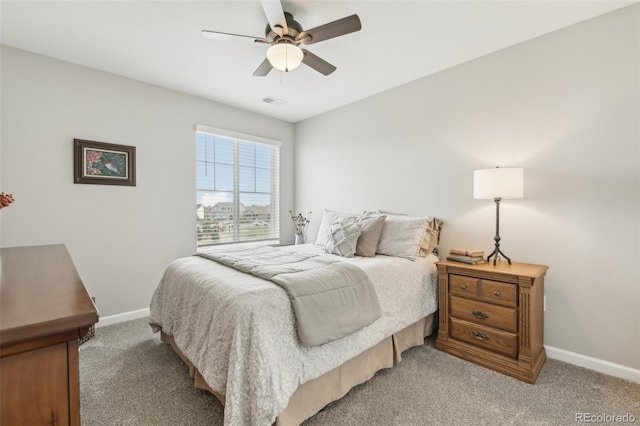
[576,413,636,423]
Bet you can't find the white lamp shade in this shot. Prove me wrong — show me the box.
[474,167,524,199]
[267,44,303,72]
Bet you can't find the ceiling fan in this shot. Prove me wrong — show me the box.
[202,0,361,76]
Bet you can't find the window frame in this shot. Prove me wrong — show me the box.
[195,124,280,248]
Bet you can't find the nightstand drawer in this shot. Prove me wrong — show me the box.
[450,318,517,358]
[449,275,478,298]
[450,297,517,332]
[480,280,517,307]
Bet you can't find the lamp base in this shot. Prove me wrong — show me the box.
[486,246,512,266]
[487,197,512,266]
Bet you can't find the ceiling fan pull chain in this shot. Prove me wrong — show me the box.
[284,45,289,72]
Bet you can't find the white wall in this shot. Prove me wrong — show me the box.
[295,6,639,370]
[0,46,295,318]
[1,6,637,374]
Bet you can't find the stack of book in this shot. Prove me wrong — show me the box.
[446,248,486,264]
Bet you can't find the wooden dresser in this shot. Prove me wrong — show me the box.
[435,259,548,383]
[0,244,99,425]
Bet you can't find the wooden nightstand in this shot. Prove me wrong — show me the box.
[435,259,548,383]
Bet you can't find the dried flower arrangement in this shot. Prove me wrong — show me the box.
[289,210,311,236]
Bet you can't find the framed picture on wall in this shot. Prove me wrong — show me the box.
[74,139,136,186]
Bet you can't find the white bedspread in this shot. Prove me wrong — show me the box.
[195,245,382,347]
[149,244,438,426]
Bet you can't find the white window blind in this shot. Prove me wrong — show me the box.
[196,128,280,248]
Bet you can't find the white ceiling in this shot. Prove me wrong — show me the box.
[1,1,634,123]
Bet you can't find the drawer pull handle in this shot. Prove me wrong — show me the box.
[460,284,467,290]
[472,310,489,320]
[472,331,489,341]
[493,290,501,296]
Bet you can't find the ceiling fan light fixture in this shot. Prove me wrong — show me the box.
[267,43,303,72]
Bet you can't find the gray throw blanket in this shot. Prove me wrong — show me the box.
[195,245,382,347]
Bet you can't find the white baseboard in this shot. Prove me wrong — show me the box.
[96,308,150,328]
[545,345,640,383]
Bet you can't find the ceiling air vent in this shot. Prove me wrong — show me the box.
[261,96,287,106]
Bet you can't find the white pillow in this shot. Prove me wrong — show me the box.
[324,216,362,258]
[377,211,442,258]
[315,209,357,246]
[376,214,430,260]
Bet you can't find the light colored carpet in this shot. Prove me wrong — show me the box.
[79,318,639,425]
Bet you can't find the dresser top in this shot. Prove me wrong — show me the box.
[436,259,548,279]
[0,244,98,345]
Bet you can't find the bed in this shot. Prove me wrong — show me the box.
[149,211,441,426]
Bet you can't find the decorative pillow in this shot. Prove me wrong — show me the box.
[434,219,443,256]
[376,214,430,260]
[355,214,386,257]
[324,216,362,258]
[420,217,443,257]
[315,209,354,246]
[418,217,440,257]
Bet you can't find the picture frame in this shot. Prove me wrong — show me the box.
[74,139,136,186]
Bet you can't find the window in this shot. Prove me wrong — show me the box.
[196,126,280,248]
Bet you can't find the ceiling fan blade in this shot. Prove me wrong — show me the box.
[301,50,336,76]
[202,30,267,44]
[253,57,274,77]
[299,14,361,45]
[260,0,288,36]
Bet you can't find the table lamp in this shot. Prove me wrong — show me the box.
[473,167,523,265]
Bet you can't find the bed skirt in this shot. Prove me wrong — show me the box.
[160,312,436,425]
